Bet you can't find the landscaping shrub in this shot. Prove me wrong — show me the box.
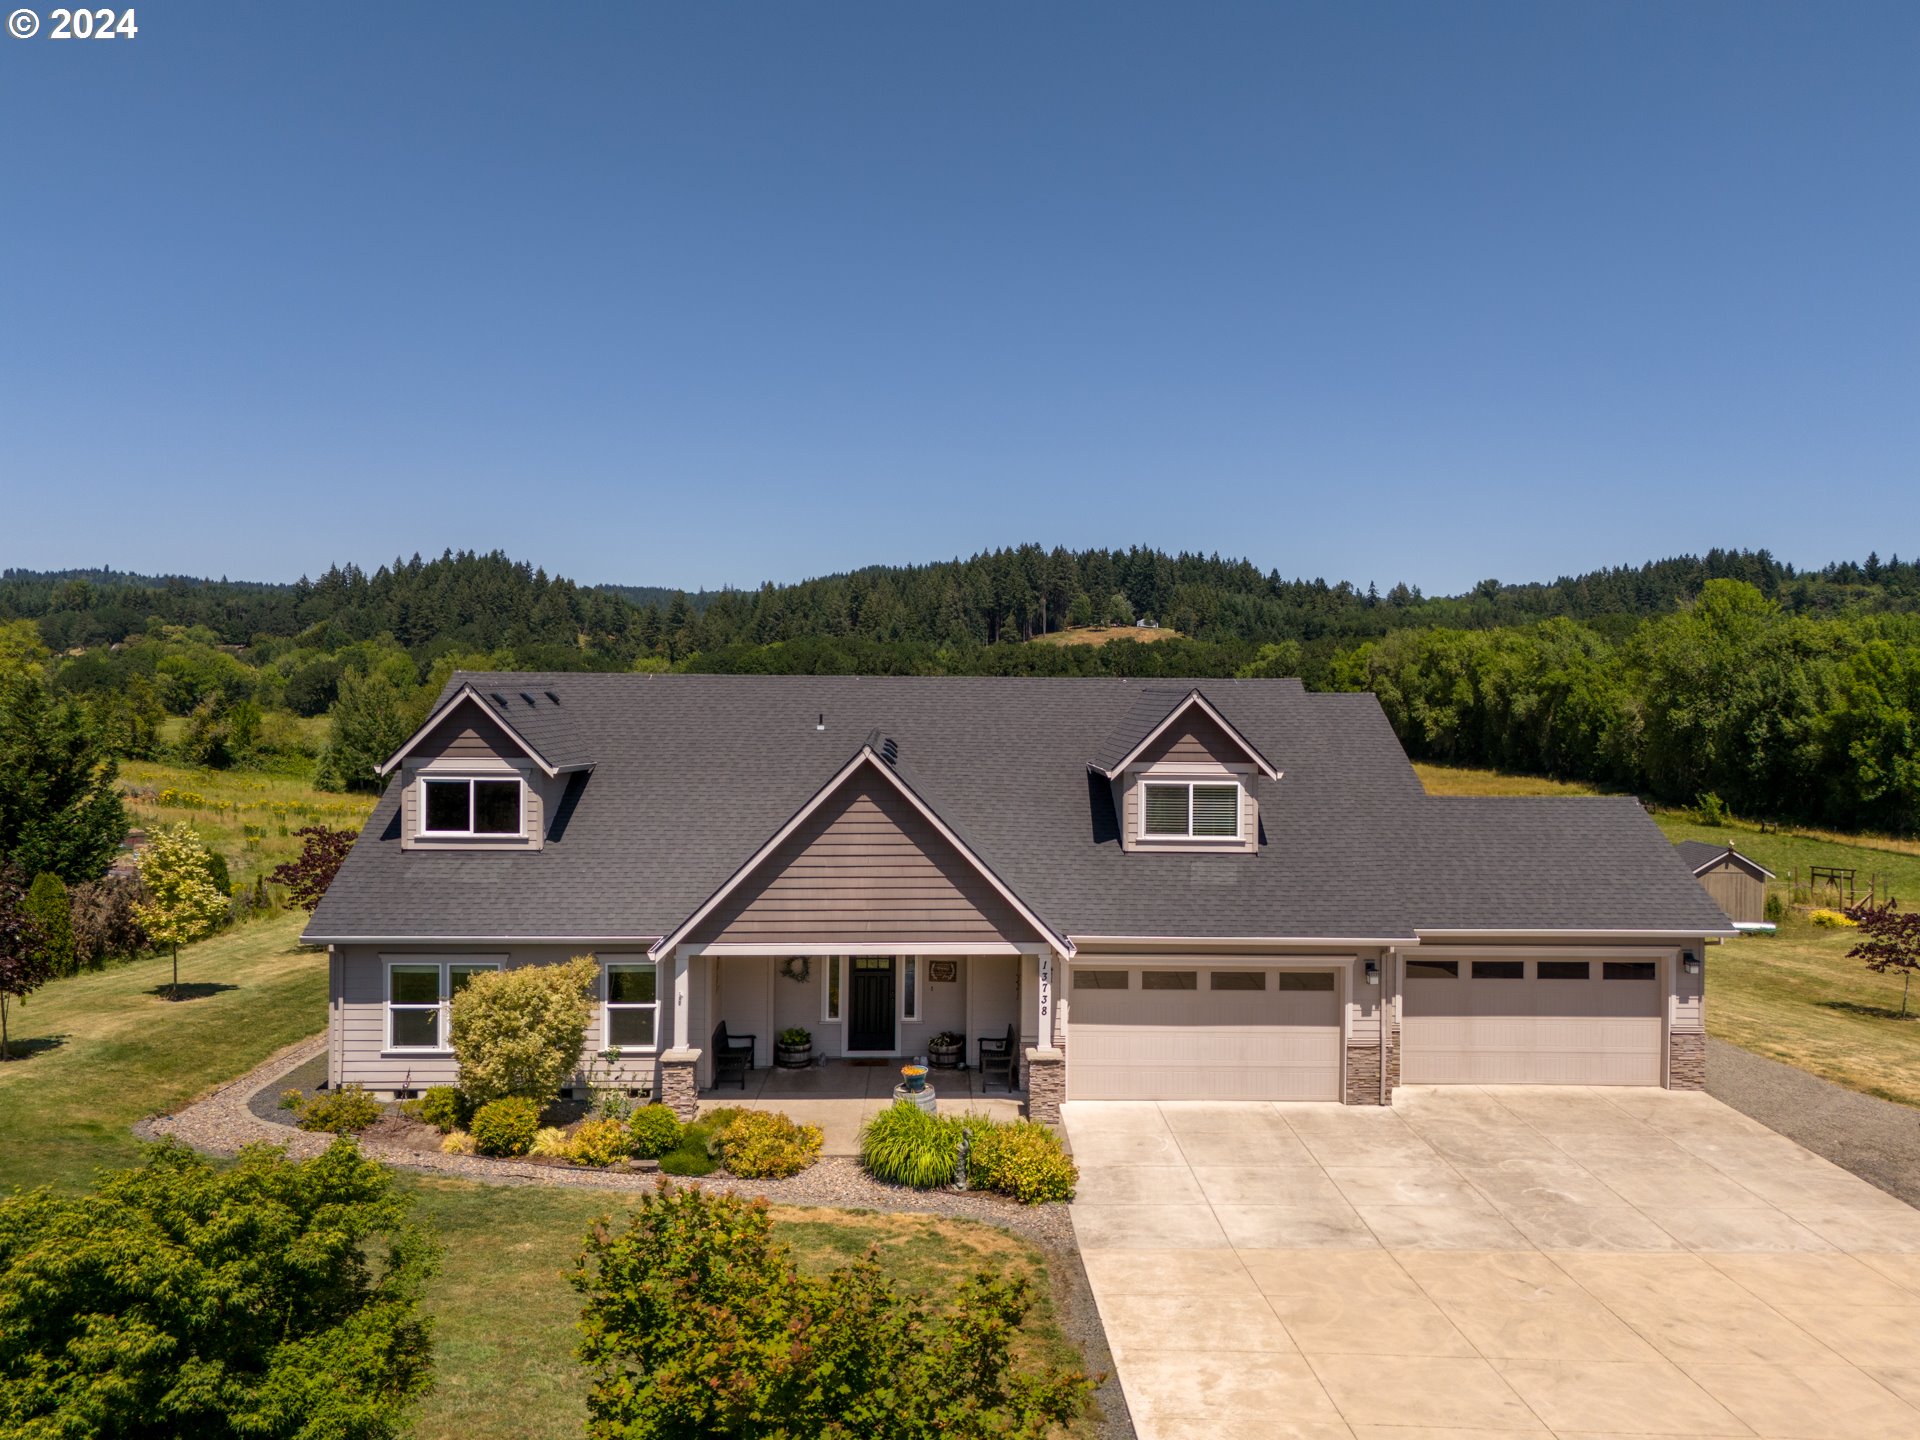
[415,1085,469,1134]
[1811,908,1859,929]
[24,873,76,978]
[626,1104,682,1159]
[859,1101,962,1189]
[469,1096,542,1157]
[567,1118,632,1168]
[294,1083,384,1135]
[967,1119,1078,1204]
[572,1183,1090,1437]
[449,955,598,1109]
[716,1110,823,1179]
[0,1139,436,1438]
[1765,889,1787,923]
[440,1131,476,1155]
[530,1126,571,1158]
[68,875,149,968]
[657,1109,736,1177]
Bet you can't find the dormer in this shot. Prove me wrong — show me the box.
[1090,688,1279,855]
[376,680,592,851]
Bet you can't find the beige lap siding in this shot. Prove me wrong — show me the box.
[684,772,1039,948]
[332,944,663,1098]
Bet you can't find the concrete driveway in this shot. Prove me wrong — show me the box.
[1065,1086,1920,1440]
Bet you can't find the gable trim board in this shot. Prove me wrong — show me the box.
[377,684,565,779]
[649,746,1075,961]
[1091,688,1283,780]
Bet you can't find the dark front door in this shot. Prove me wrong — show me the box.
[848,957,896,1052]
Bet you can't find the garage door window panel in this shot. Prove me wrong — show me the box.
[1407,960,1458,979]
[1605,961,1658,981]
[1278,972,1335,991]
[1074,970,1129,990]
[1142,970,1197,990]
[1210,971,1265,991]
[1473,960,1525,979]
[1538,961,1591,980]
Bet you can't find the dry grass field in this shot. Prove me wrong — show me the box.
[1028,624,1182,646]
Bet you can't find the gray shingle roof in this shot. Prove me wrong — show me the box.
[471,684,593,772]
[305,674,1734,944]
[1674,839,1774,881]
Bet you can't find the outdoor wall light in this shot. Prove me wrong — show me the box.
[1682,951,1702,976]
[1364,959,1380,986]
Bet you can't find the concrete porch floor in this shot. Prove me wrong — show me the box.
[697,1061,1026,1154]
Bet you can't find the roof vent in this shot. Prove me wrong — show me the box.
[487,692,508,708]
[545,691,560,705]
[880,737,899,767]
[519,692,536,707]
[815,713,825,732]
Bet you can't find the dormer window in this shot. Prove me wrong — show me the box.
[1142,780,1241,839]
[420,777,524,837]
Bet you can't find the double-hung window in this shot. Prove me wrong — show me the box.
[386,958,501,1051]
[604,962,659,1050]
[1142,780,1241,838]
[420,776,524,837]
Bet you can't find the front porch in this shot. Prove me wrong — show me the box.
[697,1058,1027,1154]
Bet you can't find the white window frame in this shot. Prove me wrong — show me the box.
[822,955,844,1024]
[602,958,661,1054]
[1139,778,1243,840]
[900,955,920,1024]
[383,956,504,1053]
[417,774,527,839]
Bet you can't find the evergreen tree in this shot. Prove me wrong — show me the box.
[0,669,127,886]
[23,873,75,979]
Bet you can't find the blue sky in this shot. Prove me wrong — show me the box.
[3,2,1914,594]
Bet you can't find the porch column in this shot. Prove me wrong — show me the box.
[1024,949,1065,1125]
[660,946,701,1121]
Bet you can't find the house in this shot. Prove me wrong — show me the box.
[1674,840,1775,929]
[303,674,1735,1120]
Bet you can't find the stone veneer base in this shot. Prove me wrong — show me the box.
[1024,1047,1064,1124]
[1669,1031,1706,1090]
[660,1049,702,1120]
[1345,1041,1386,1106]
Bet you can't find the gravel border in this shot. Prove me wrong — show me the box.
[1708,1036,1920,1208]
[141,1036,1134,1439]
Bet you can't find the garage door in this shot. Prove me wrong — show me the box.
[1066,966,1342,1101]
[1401,957,1663,1085]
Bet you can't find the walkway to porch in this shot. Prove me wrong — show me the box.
[698,1059,1026,1155]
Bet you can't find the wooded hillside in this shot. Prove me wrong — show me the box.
[4,544,1918,833]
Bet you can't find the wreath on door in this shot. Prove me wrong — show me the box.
[779,957,812,983]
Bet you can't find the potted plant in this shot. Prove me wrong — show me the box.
[776,1027,813,1068]
[928,1030,964,1070]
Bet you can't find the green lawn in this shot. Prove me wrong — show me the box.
[0,912,1091,1440]
[1709,916,1920,1107]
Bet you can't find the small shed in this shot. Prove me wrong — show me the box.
[1675,840,1774,928]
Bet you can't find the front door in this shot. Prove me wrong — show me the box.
[848,957,896,1052]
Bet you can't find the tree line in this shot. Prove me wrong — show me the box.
[4,546,1919,832]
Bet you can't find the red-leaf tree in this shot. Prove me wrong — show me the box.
[0,867,53,1061]
[270,827,357,912]
[1847,900,1920,1019]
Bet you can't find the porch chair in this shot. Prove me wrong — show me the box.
[711,1021,757,1091]
[978,1023,1018,1092]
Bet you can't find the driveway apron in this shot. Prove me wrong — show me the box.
[1066,1086,1920,1440]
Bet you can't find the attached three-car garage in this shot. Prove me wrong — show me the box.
[1065,963,1343,1101]
[1399,955,1665,1086]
